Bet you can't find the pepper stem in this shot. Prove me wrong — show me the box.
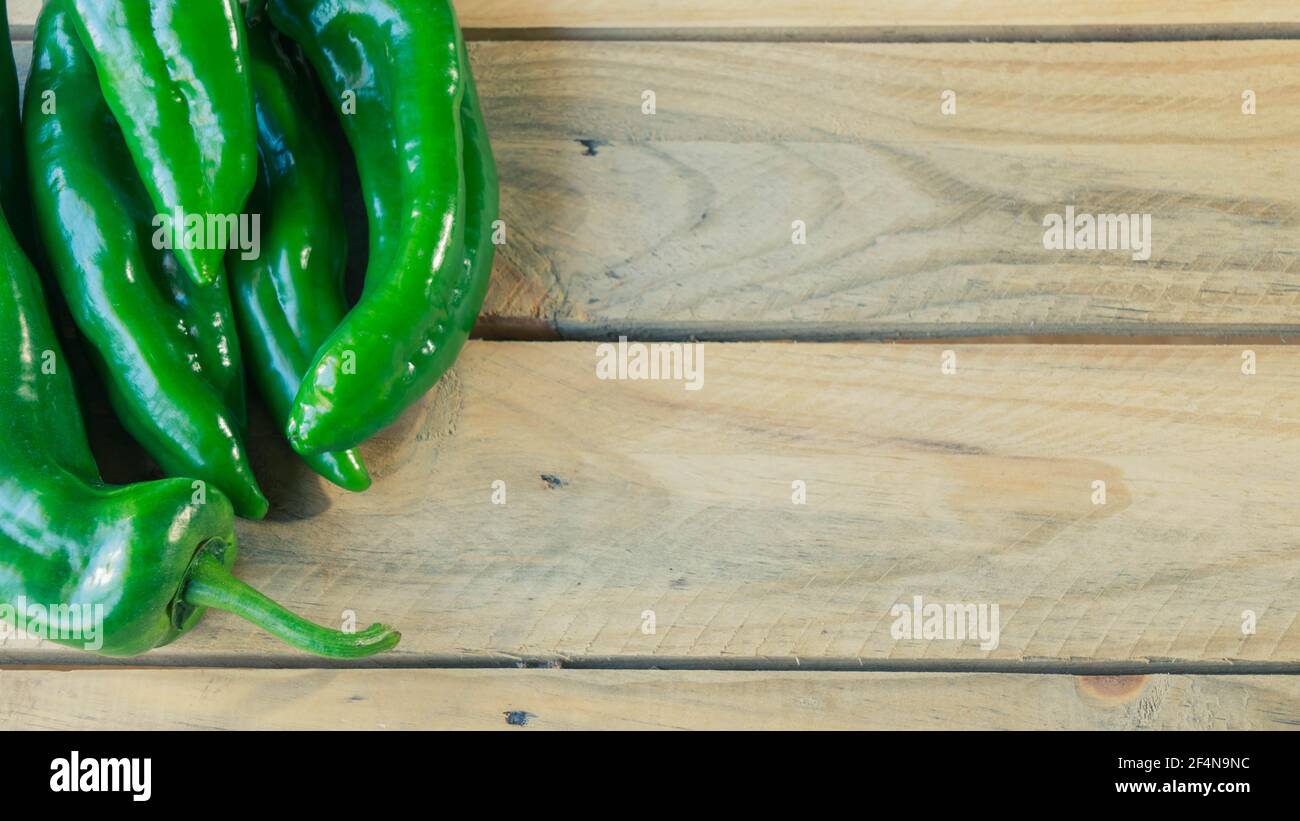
[183,548,400,659]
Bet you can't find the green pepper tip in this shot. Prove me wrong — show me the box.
[182,545,401,659]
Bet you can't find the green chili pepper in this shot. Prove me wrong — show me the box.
[269,0,497,456]
[226,4,370,492]
[62,0,257,287]
[25,1,269,519]
[0,167,399,658]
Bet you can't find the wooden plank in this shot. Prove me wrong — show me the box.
[475,39,1300,337]
[4,342,1300,666]
[10,40,1300,338]
[454,2,1300,32]
[13,2,1300,34]
[5,1,35,34]
[2,668,1296,729]
[473,39,1300,338]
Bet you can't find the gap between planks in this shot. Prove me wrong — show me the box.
[14,25,1300,44]
[13,1,1300,41]
[460,25,1300,44]
[8,656,1300,675]
[477,323,1300,345]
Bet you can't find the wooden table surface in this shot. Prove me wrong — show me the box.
[2,0,1299,730]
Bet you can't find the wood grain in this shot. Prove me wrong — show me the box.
[10,39,1299,339]
[5,0,32,34]
[2,668,1295,729]
[474,39,1300,338]
[10,2,1300,34]
[455,1,1300,32]
[2,342,1299,666]
[6,3,1300,728]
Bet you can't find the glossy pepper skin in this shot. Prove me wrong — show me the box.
[25,1,269,519]
[269,0,497,455]
[0,193,237,656]
[63,0,257,287]
[0,177,398,658]
[0,105,218,652]
[226,5,370,492]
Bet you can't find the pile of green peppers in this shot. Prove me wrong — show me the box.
[0,0,497,658]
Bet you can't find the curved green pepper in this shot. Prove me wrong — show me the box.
[25,1,268,519]
[63,0,257,287]
[269,0,497,456]
[227,4,370,492]
[0,173,398,658]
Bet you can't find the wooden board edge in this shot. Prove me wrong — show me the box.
[2,668,1298,730]
[10,3,1300,41]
